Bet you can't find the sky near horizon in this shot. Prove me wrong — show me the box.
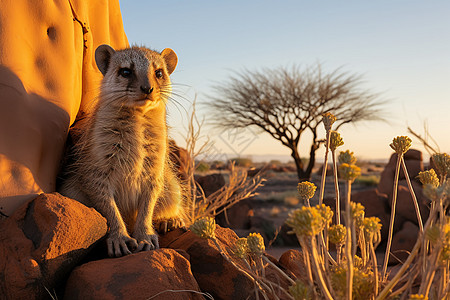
[119,0,450,162]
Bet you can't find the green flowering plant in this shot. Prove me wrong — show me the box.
[432,153,450,179]
[297,181,317,205]
[286,205,325,237]
[289,280,311,300]
[389,136,412,155]
[247,232,265,256]
[329,224,346,245]
[234,237,249,259]
[338,150,357,165]
[339,163,361,182]
[329,131,344,151]
[417,169,439,187]
[190,217,216,239]
[322,112,336,131]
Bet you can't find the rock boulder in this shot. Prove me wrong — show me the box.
[0,193,107,299]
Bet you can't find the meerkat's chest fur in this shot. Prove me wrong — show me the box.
[85,105,167,207]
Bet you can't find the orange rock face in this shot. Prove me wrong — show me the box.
[64,249,203,300]
[0,193,107,299]
[278,249,307,281]
[161,226,292,300]
[0,0,129,216]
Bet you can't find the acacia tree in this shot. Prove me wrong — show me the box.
[207,64,386,181]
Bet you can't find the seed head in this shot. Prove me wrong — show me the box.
[234,238,249,259]
[297,181,317,202]
[441,244,450,262]
[289,280,311,300]
[432,153,450,178]
[316,204,333,227]
[331,265,374,300]
[247,232,265,256]
[338,150,357,165]
[389,136,412,155]
[329,131,344,151]
[328,224,346,245]
[417,169,439,188]
[350,202,365,227]
[363,217,382,239]
[322,112,336,131]
[339,163,361,182]
[286,206,324,237]
[190,217,216,239]
[408,294,428,300]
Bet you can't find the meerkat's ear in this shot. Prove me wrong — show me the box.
[95,44,116,76]
[161,48,178,75]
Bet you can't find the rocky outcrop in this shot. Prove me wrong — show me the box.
[196,173,226,197]
[161,226,291,300]
[1,193,295,299]
[0,193,107,299]
[64,249,203,300]
[377,149,424,196]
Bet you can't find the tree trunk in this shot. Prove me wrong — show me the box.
[305,129,320,178]
[291,146,310,182]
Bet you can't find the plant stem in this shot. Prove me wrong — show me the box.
[382,154,402,280]
[299,237,315,294]
[319,130,332,205]
[345,180,354,300]
[212,239,271,299]
[331,149,341,225]
[400,159,423,232]
[369,239,379,296]
[262,256,296,285]
[376,235,422,300]
[377,204,438,300]
[310,236,334,300]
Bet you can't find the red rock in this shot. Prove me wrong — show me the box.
[377,164,395,196]
[390,221,420,264]
[379,149,424,194]
[0,193,107,299]
[216,199,253,229]
[387,149,423,165]
[161,226,291,300]
[278,249,307,281]
[196,173,225,197]
[404,149,423,161]
[389,181,429,226]
[351,189,391,240]
[401,159,424,181]
[64,249,202,300]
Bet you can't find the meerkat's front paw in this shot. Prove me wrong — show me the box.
[155,218,185,234]
[107,231,138,257]
[133,230,159,252]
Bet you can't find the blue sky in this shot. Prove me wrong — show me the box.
[120,1,450,161]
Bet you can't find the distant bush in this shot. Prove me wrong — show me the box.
[354,175,380,186]
[195,161,210,172]
[229,157,253,168]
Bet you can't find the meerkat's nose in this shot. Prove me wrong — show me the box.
[140,86,153,95]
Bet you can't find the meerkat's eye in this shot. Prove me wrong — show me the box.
[119,68,132,78]
[155,69,163,79]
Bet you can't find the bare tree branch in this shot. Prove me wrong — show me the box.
[206,63,386,180]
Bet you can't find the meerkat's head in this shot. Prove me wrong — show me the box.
[95,44,177,111]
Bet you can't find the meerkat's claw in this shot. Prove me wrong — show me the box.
[155,218,185,234]
[107,233,138,257]
[135,234,159,252]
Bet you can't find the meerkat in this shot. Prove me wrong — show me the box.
[59,44,185,257]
